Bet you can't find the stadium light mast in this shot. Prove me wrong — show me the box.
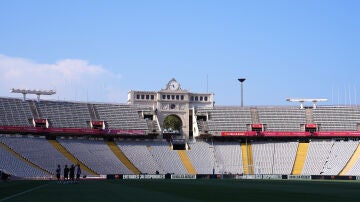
[10,88,56,102]
[238,78,246,107]
[286,98,328,109]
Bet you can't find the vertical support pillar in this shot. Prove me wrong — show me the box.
[313,101,317,109]
[238,78,246,107]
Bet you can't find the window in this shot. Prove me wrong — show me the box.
[176,95,179,100]
[151,95,155,100]
[146,95,149,100]
[136,94,140,99]
[195,96,198,101]
[204,96,208,101]
[162,95,166,100]
[141,95,145,99]
[200,96,203,101]
[181,95,184,100]
[167,95,170,99]
[171,95,175,100]
[190,96,194,101]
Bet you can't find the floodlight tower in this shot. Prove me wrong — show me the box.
[286,98,328,109]
[10,88,56,102]
[238,78,246,107]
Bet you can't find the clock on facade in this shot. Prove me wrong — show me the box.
[169,80,180,91]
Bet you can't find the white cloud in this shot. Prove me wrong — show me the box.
[0,54,125,102]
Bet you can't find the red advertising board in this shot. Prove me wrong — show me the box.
[305,124,317,128]
[251,124,263,129]
[314,131,360,137]
[261,131,311,137]
[221,131,257,137]
[0,125,146,136]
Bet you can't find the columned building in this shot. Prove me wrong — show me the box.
[128,78,214,139]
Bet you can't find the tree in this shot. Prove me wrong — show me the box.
[163,115,182,131]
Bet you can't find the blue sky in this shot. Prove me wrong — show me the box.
[0,0,359,106]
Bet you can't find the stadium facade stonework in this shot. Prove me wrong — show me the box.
[127,78,214,139]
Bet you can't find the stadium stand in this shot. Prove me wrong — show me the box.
[186,141,215,174]
[116,140,164,174]
[0,136,50,178]
[35,100,91,128]
[94,104,149,130]
[313,106,360,131]
[257,107,306,131]
[147,141,188,174]
[301,140,334,175]
[106,141,141,174]
[317,140,358,175]
[4,94,360,178]
[252,141,298,174]
[0,98,33,126]
[213,141,244,174]
[196,107,252,133]
[58,139,132,175]
[0,135,74,175]
[301,140,359,175]
[345,145,360,176]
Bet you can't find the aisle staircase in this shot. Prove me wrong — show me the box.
[178,150,197,174]
[339,142,360,175]
[305,108,314,124]
[48,139,98,176]
[106,141,141,174]
[291,142,309,175]
[87,104,99,120]
[250,108,260,124]
[241,142,254,174]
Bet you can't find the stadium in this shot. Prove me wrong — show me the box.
[2,78,360,201]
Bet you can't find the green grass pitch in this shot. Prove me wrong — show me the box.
[1,179,360,202]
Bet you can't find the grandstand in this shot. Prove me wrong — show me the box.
[0,98,33,126]
[196,106,252,134]
[2,79,360,179]
[35,100,91,128]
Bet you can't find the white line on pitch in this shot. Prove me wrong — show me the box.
[0,183,48,202]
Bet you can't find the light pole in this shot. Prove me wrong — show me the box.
[238,78,246,107]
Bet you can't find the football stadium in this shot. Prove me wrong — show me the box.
[2,78,360,201]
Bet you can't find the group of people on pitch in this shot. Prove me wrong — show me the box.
[56,164,81,183]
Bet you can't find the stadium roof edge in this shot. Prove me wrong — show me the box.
[1,96,360,108]
[0,96,131,105]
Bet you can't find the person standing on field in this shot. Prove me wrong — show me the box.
[64,165,69,181]
[69,164,75,181]
[56,164,61,182]
[76,164,81,181]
